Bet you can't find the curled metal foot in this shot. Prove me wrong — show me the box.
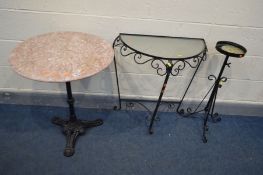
[178,109,185,115]
[113,105,122,110]
[211,113,221,123]
[149,128,154,135]
[202,136,207,143]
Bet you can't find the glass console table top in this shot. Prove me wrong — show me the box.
[119,33,206,60]
[9,32,114,82]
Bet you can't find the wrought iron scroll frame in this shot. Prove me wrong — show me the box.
[176,64,230,119]
[112,34,208,116]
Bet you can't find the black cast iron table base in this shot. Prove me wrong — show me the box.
[52,117,103,157]
[52,82,103,157]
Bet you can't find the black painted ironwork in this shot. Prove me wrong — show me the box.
[202,41,247,143]
[149,62,173,134]
[51,82,103,157]
[176,53,207,116]
[113,33,207,133]
[113,37,122,110]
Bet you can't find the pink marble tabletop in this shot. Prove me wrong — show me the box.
[9,32,114,82]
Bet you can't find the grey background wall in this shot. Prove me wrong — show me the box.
[0,0,262,110]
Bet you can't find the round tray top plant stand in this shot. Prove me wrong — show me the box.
[202,41,247,143]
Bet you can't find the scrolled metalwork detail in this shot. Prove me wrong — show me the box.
[170,52,206,76]
[120,45,135,57]
[186,107,193,113]
[220,77,227,82]
[119,44,158,66]
[133,53,152,65]
[218,76,228,88]
[185,56,202,68]
[208,75,227,83]
[201,52,207,61]
[208,75,217,81]
[113,36,122,47]
[151,59,166,76]
[113,36,207,77]
[185,58,199,68]
[170,61,186,76]
[168,103,176,110]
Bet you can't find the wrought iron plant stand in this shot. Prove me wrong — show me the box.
[202,41,247,143]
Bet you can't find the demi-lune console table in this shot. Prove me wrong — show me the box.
[113,33,207,134]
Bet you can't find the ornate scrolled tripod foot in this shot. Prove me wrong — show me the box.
[211,113,221,123]
[149,128,154,135]
[52,117,103,157]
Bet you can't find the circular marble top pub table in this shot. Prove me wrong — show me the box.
[9,32,114,156]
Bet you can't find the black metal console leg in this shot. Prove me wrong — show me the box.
[112,39,122,110]
[52,82,103,157]
[148,63,172,134]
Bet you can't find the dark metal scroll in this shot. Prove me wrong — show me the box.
[113,36,206,77]
[176,75,228,118]
[176,52,208,116]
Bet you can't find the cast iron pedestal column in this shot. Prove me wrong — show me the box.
[52,82,103,157]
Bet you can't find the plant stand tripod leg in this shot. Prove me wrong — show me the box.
[203,98,213,143]
[202,55,229,143]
